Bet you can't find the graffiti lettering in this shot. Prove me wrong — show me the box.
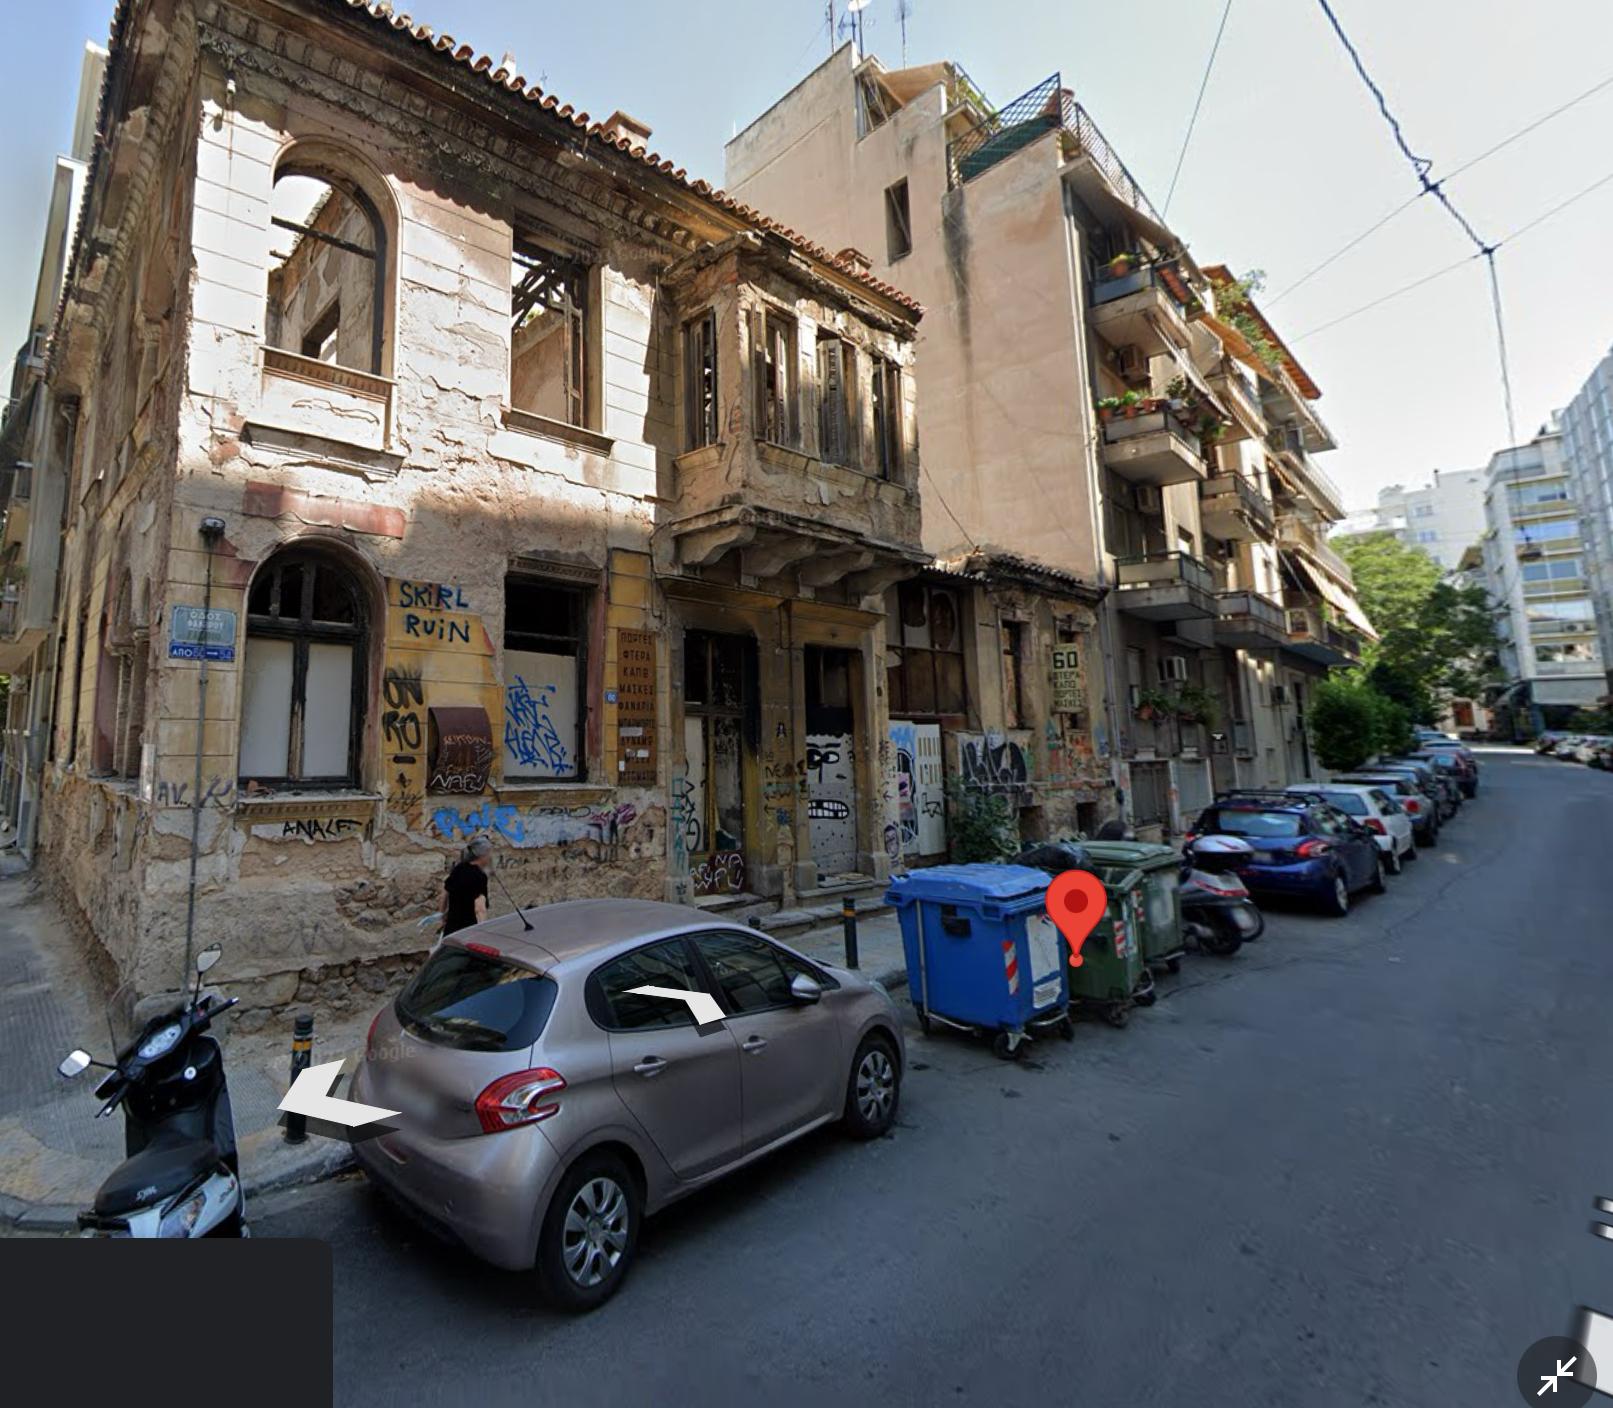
[154,776,236,809]
[960,736,1030,796]
[395,582,471,612]
[383,666,424,709]
[403,612,472,645]
[669,771,699,873]
[504,676,571,775]
[692,850,745,897]
[429,731,494,796]
[383,710,423,751]
[279,817,360,841]
[432,803,526,845]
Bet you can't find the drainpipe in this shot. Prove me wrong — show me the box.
[181,516,226,987]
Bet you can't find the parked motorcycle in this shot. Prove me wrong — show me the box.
[1180,835,1265,955]
[59,944,246,1237]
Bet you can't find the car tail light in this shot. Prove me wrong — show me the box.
[475,1068,567,1134]
[1295,839,1331,858]
[1403,797,1422,814]
[1364,818,1386,835]
[463,941,501,958]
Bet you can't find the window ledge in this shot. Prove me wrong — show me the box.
[235,791,382,824]
[490,782,614,804]
[501,406,615,457]
[241,419,405,480]
[674,443,725,473]
[262,347,393,401]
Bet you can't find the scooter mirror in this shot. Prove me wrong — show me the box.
[195,945,223,975]
[59,1050,92,1079]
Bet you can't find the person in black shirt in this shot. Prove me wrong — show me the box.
[439,836,492,935]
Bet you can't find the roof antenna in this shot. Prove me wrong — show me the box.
[490,853,535,931]
[896,0,912,64]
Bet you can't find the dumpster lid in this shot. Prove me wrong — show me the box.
[884,864,1051,905]
[1011,842,1092,875]
[1078,840,1181,871]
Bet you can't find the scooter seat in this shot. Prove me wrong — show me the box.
[94,1135,222,1216]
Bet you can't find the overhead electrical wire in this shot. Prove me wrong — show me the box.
[1267,65,1613,307]
[1291,166,1613,343]
[1162,0,1235,217]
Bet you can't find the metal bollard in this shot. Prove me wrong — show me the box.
[284,1011,314,1144]
[842,895,860,970]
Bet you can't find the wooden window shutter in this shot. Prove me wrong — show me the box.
[749,307,767,438]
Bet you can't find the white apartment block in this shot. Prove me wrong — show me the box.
[1559,345,1613,698]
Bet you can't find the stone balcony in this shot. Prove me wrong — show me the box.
[1100,406,1207,488]
[1213,589,1287,649]
[1114,551,1217,621]
[1200,474,1274,542]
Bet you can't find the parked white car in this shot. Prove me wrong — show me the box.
[1286,783,1416,874]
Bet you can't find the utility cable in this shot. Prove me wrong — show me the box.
[1162,0,1235,218]
[1268,67,1613,306]
[1292,166,1613,343]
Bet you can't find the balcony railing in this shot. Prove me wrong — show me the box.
[1101,405,1199,452]
[947,73,1165,230]
[1216,589,1286,632]
[1092,262,1190,312]
[1116,550,1214,594]
[1277,514,1355,584]
[1201,474,1275,534]
[1267,425,1344,518]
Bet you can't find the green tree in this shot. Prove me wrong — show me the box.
[1332,531,1501,713]
[944,779,1019,862]
[1366,689,1414,756]
[1310,677,1379,771]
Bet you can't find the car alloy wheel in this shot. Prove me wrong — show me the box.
[1329,875,1350,916]
[562,1175,631,1289]
[1386,846,1403,876]
[856,1046,896,1124]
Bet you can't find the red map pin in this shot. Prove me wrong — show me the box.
[1046,870,1108,968]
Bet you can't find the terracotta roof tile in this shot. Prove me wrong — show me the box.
[331,0,923,316]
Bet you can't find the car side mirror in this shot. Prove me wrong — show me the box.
[195,945,223,975]
[59,1050,92,1079]
[789,973,823,1005]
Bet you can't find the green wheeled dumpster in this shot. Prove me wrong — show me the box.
[1013,842,1145,1028]
[1078,840,1187,978]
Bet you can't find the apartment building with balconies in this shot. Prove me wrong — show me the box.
[726,47,1372,835]
[1480,424,1606,735]
[1560,346,1613,698]
[28,1,931,1006]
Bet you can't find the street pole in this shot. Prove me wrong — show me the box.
[181,516,226,987]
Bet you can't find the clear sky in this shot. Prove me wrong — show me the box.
[4,0,1611,511]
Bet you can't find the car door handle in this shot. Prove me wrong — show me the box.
[632,1057,668,1077]
[741,1035,768,1055]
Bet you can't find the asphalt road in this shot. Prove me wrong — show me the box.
[254,748,1613,1407]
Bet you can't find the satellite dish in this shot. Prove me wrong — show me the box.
[847,0,872,10]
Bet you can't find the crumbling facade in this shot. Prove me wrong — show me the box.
[726,48,1373,840]
[36,0,924,1009]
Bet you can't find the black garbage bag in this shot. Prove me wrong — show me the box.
[1011,841,1092,875]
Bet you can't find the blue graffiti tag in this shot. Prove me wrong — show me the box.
[505,676,571,775]
[431,803,525,845]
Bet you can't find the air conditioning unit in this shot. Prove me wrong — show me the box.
[1160,655,1189,683]
[1133,484,1163,514]
[1116,345,1147,380]
[1271,684,1289,705]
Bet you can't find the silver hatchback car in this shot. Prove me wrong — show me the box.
[351,898,905,1310]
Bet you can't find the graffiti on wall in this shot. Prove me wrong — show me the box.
[394,581,477,647]
[153,776,236,809]
[429,800,644,853]
[504,671,573,777]
[959,732,1032,808]
[806,733,857,875]
[382,666,424,756]
[692,851,744,896]
[251,817,364,843]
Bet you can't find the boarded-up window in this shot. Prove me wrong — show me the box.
[1003,621,1026,729]
[887,582,966,717]
[749,306,797,445]
[503,578,587,780]
[511,239,589,428]
[870,356,903,479]
[817,335,857,467]
[684,311,718,449]
[240,552,365,786]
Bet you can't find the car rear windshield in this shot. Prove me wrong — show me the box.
[1201,808,1302,838]
[1317,793,1367,815]
[395,946,558,1053]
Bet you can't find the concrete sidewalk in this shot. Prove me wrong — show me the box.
[0,864,364,1231]
[0,873,910,1232]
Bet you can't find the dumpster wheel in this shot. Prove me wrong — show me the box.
[991,1030,1028,1061]
[1134,971,1158,1008]
[914,1005,931,1036]
[1103,1001,1131,1029]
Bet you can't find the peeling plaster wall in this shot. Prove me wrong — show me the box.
[38,0,922,1011]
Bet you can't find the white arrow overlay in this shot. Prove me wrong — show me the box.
[279,1060,400,1129]
[626,985,726,1026]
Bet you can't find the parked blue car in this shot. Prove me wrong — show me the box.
[1187,791,1385,917]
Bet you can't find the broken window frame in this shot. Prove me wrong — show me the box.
[1002,620,1026,729]
[510,238,591,430]
[266,169,386,376]
[301,299,341,363]
[239,552,367,789]
[817,335,859,469]
[887,582,967,718]
[885,180,913,261]
[684,310,719,450]
[870,356,904,480]
[749,303,798,447]
[502,576,589,782]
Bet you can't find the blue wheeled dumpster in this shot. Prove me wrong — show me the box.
[884,864,1070,1060]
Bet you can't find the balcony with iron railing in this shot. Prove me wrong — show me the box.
[1100,404,1207,488]
[947,73,1164,229]
[1276,513,1355,585]
[1266,426,1345,521]
[1089,259,1197,357]
[1213,588,1287,649]
[1282,592,1361,667]
[1207,361,1265,441]
[1114,551,1217,621]
[1200,473,1274,541]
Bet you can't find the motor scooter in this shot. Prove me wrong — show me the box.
[1180,835,1265,955]
[59,944,246,1237]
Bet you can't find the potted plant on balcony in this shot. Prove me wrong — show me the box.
[1173,683,1221,727]
[1134,686,1176,723]
[1097,388,1146,423]
[1105,251,1141,280]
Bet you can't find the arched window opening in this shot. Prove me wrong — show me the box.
[266,168,386,375]
[240,551,367,788]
